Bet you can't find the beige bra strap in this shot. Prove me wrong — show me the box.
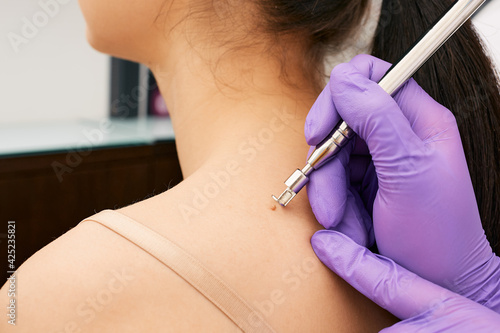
[80,209,276,333]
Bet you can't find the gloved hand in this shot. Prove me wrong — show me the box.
[305,54,500,312]
[311,230,500,332]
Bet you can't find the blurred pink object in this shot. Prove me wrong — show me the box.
[150,88,170,117]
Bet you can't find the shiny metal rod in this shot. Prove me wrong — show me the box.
[272,0,486,207]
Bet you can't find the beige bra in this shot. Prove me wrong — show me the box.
[79,209,276,333]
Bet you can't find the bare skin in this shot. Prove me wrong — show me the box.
[0,1,397,331]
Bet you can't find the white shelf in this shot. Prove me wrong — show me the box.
[0,117,175,157]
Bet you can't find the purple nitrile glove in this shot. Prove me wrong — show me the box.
[305,54,500,312]
[311,230,500,332]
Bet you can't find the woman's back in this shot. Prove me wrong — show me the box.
[0,166,395,332]
[116,168,396,331]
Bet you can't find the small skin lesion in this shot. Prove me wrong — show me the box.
[270,203,277,211]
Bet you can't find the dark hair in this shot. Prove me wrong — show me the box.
[258,0,500,254]
[257,0,370,92]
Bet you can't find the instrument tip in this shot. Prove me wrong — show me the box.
[272,188,296,207]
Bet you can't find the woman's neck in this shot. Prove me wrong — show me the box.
[147,29,321,220]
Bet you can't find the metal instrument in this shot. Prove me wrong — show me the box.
[272,0,487,207]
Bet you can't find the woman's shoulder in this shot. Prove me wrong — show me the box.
[0,190,396,332]
[113,190,397,332]
[0,209,238,332]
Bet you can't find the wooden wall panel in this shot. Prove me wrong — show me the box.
[0,142,183,283]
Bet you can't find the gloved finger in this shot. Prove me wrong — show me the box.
[348,54,392,82]
[380,300,500,333]
[330,63,424,167]
[380,313,472,333]
[311,230,455,320]
[304,81,340,146]
[331,188,374,247]
[305,54,393,147]
[306,142,353,229]
[349,54,459,143]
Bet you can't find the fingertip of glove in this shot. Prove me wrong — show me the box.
[330,63,370,96]
[307,166,349,229]
[311,230,339,253]
[304,83,339,146]
[330,62,357,81]
[308,183,338,229]
[349,54,393,82]
[311,231,356,268]
[304,118,320,146]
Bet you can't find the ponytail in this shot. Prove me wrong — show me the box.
[371,0,500,254]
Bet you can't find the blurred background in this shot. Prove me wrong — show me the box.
[0,0,183,283]
[0,0,499,282]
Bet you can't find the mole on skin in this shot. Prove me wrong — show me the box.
[270,204,277,211]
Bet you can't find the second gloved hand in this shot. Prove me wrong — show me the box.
[312,230,500,332]
[305,54,500,312]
